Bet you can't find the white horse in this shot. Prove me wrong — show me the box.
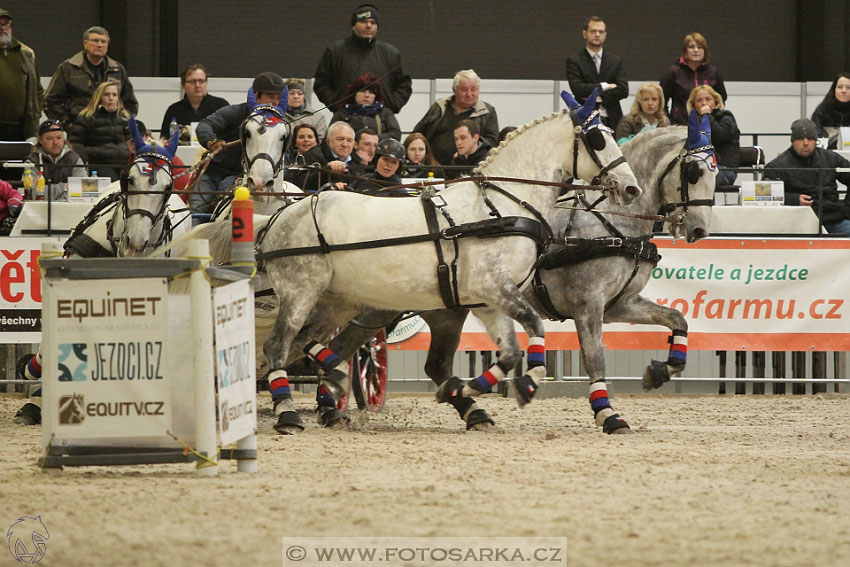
[247,90,641,433]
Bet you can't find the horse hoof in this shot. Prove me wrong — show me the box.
[602,414,631,435]
[465,409,495,431]
[435,376,466,403]
[319,408,350,428]
[13,403,41,426]
[513,375,538,408]
[273,411,304,435]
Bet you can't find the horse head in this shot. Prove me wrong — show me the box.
[662,110,717,242]
[242,86,289,193]
[119,116,177,256]
[561,89,642,204]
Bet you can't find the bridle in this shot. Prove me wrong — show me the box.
[657,143,716,219]
[240,105,288,180]
[122,151,174,225]
[569,108,627,193]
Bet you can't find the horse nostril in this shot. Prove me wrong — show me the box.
[693,228,706,240]
[626,185,640,196]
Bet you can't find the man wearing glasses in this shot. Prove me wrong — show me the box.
[159,64,229,145]
[45,26,138,127]
[0,9,43,143]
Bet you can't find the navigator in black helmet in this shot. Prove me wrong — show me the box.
[375,138,405,161]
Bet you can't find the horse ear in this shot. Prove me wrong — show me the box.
[129,116,152,155]
[700,112,712,138]
[560,90,579,110]
[582,88,599,115]
[687,109,711,150]
[275,85,289,116]
[247,87,258,111]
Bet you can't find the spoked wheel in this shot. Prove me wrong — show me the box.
[349,329,388,412]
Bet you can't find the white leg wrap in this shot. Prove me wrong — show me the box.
[525,365,546,385]
[274,397,295,416]
[595,407,615,426]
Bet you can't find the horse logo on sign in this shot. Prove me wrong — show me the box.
[6,516,49,564]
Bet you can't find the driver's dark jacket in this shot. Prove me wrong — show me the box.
[196,102,248,177]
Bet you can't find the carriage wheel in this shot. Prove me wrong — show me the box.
[350,329,388,412]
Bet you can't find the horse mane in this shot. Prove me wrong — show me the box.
[474,110,568,174]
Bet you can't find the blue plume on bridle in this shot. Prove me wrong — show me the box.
[687,109,713,153]
[561,88,601,128]
[129,116,178,161]
[246,86,289,117]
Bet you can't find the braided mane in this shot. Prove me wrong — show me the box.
[474,110,567,174]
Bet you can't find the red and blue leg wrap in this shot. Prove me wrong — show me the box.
[667,330,688,366]
[26,351,42,380]
[589,380,613,417]
[315,384,334,407]
[526,337,545,369]
[269,370,291,401]
[471,361,507,393]
[304,341,342,372]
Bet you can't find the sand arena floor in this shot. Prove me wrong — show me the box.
[0,392,848,567]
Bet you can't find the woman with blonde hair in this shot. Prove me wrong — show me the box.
[615,82,670,145]
[687,84,739,187]
[401,132,441,178]
[660,32,727,125]
[68,81,131,180]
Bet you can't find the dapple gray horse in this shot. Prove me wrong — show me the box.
[326,111,717,432]
[251,90,641,433]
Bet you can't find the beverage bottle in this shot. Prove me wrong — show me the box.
[169,117,179,141]
[23,167,33,200]
[35,168,46,200]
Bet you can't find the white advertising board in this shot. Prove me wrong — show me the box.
[213,280,256,446]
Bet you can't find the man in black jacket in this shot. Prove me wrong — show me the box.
[313,4,412,113]
[565,16,628,130]
[764,118,850,236]
[449,120,493,179]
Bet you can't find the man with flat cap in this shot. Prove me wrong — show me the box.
[765,117,850,236]
[193,72,285,220]
[314,4,412,114]
[0,8,43,143]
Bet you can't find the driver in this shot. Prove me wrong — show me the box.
[193,72,285,222]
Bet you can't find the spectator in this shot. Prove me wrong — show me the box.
[314,4,412,113]
[45,26,138,127]
[0,8,43,142]
[313,121,360,190]
[413,69,499,165]
[498,126,517,144]
[811,72,850,149]
[660,32,727,125]
[159,64,228,145]
[401,132,441,178]
[687,85,739,187]
[195,72,285,217]
[615,81,671,145]
[449,120,493,179]
[284,78,328,146]
[347,138,405,194]
[331,73,401,141]
[354,127,379,168]
[764,118,850,237]
[284,123,326,191]
[68,81,131,181]
[0,178,23,236]
[24,120,86,194]
[565,16,628,130]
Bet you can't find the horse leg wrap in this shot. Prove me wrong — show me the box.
[590,381,617,427]
[315,384,335,409]
[305,341,349,400]
[269,370,304,434]
[514,366,545,408]
[466,362,508,396]
[667,330,688,367]
[26,351,42,381]
[435,376,467,403]
[304,341,346,372]
[449,397,495,429]
[602,413,631,434]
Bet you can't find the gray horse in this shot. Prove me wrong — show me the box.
[326,112,717,432]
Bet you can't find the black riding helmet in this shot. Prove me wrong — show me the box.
[375,138,405,161]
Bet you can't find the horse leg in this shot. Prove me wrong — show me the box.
[421,309,495,430]
[574,304,632,434]
[436,300,546,409]
[13,349,42,425]
[603,295,688,390]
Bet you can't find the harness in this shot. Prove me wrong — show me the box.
[240,105,289,181]
[656,143,716,228]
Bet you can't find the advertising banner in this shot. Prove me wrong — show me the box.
[391,239,850,352]
[43,278,172,439]
[0,237,63,342]
[214,280,256,446]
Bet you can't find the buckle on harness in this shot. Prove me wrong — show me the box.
[605,237,623,248]
[440,227,461,239]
